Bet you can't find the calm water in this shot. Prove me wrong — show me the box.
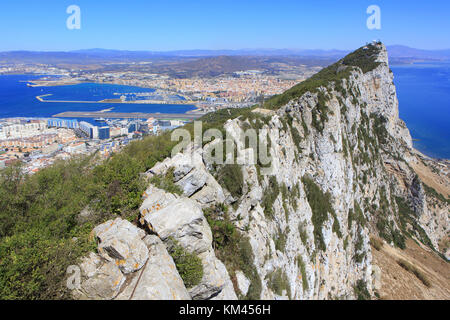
[392,63,450,159]
[0,74,195,121]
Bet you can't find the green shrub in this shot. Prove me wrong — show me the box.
[353,279,371,300]
[261,176,280,219]
[0,228,95,300]
[348,200,366,228]
[397,259,431,288]
[354,230,366,263]
[149,167,183,195]
[371,113,389,145]
[274,228,287,253]
[266,268,291,298]
[167,238,203,288]
[290,125,303,149]
[301,176,335,251]
[204,205,261,299]
[216,164,244,199]
[296,255,309,292]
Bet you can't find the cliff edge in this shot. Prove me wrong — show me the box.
[73,42,449,300]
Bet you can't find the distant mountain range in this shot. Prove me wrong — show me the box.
[1,45,449,66]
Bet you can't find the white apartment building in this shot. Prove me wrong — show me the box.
[0,120,47,140]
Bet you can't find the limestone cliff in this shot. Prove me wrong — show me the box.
[73,42,449,300]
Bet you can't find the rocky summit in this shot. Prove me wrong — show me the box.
[73,42,449,300]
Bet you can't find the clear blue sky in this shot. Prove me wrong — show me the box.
[1,0,449,51]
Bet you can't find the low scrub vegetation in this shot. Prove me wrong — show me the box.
[301,176,335,251]
[370,236,384,251]
[397,259,431,288]
[353,279,371,300]
[0,131,178,299]
[149,167,183,195]
[203,204,261,299]
[341,43,381,73]
[296,255,309,292]
[266,268,291,299]
[261,176,280,219]
[167,237,203,288]
[263,43,381,111]
[354,229,366,264]
[215,164,244,200]
[422,183,450,204]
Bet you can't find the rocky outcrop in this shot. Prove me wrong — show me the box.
[115,235,191,300]
[142,196,211,254]
[73,42,448,300]
[235,271,251,296]
[73,252,125,300]
[73,183,237,300]
[73,219,191,300]
[145,147,226,205]
[139,184,237,300]
[94,218,148,274]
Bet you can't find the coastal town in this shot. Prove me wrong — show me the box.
[0,116,186,174]
[0,59,321,173]
[0,61,317,111]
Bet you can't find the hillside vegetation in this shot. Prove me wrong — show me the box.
[0,132,177,299]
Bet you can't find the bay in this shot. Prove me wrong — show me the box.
[392,63,450,159]
[0,74,195,121]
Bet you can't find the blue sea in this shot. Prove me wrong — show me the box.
[0,74,195,123]
[391,63,450,159]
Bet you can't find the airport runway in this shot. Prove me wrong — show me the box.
[52,111,206,120]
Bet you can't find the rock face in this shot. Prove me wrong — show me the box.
[139,184,237,300]
[115,235,191,300]
[236,271,251,296]
[73,252,125,300]
[74,219,192,300]
[145,148,226,205]
[73,43,448,300]
[94,218,148,274]
[142,197,211,254]
[74,186,237,300]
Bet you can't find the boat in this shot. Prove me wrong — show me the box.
[94,118,106,122]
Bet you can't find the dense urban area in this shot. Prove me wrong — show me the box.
[0,116,185,174]
[0,57,323,173]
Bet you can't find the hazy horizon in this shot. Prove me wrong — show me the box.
[2,1,450,51]
[2,44,450,54]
